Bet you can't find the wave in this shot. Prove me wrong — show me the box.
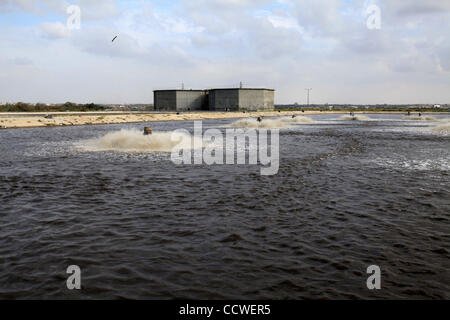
[78,128,200,152]
[280,116,315,123]
[228,118,290,129]
[339,115,371,121]
[432,122,450,134]
[403,115,437,121]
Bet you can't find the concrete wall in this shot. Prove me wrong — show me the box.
[154,91,177,111]
[209,89,274,111]
[208,89,239,111]
[263,90,275,110]
[239,89,274,111]
[154,90,207,111]
[176,91,208,111]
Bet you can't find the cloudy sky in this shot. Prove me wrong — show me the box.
[0,0,449,104]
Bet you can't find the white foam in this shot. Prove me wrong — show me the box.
[339,115,372,121]
[228,118,290,129]
[403,115,437,121]
[280,116,315,123]
[77,128,201,152]
[432,122,450,134]
[369,157,450,171]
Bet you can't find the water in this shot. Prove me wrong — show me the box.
[0,114,449,299]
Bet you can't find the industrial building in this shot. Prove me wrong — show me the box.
[153,88,275,111]
[208,88,274,111]
[153,90,208,111]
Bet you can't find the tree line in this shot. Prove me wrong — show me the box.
[0,102,106,112]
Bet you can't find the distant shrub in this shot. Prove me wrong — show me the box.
[0,102,106,112]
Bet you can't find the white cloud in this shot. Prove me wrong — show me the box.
[1,0,69,15]
[386,0,450,16]
[0,0,449,104]
[40,22,71,39]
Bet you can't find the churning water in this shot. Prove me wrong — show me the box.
[227,116,314,129]
[78,128,201,153]
[281,116,315,123]
[228,118,290,129]
[403,115,437,121]
[0,114,449,299]
[432,119,450,134]
[339,115,372,121]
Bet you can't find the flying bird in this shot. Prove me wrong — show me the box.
[112,35,118,42]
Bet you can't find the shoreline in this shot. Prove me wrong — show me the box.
[0,110,448,130]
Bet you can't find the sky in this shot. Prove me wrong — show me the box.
[0,0,449,105]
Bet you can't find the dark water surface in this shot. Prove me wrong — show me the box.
[0,114,449,299]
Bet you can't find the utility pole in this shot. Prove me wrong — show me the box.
[305,88,312,106]
[240,81,243,89]
[182,82,185,90]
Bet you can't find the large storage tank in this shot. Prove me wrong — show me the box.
[208,88,274,111]
[154,90,208,111]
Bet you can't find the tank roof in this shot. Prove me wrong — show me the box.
[154,88,275,92]
[208,88,275,91]
[153,89,206,92]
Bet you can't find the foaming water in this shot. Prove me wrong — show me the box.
[228,118,290,129]
[77,128,200,152]
[432,122,450,134]
[280,116,315,123]
[403,115,437,121]
[369,156,450,171]
[339,115,371,121]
